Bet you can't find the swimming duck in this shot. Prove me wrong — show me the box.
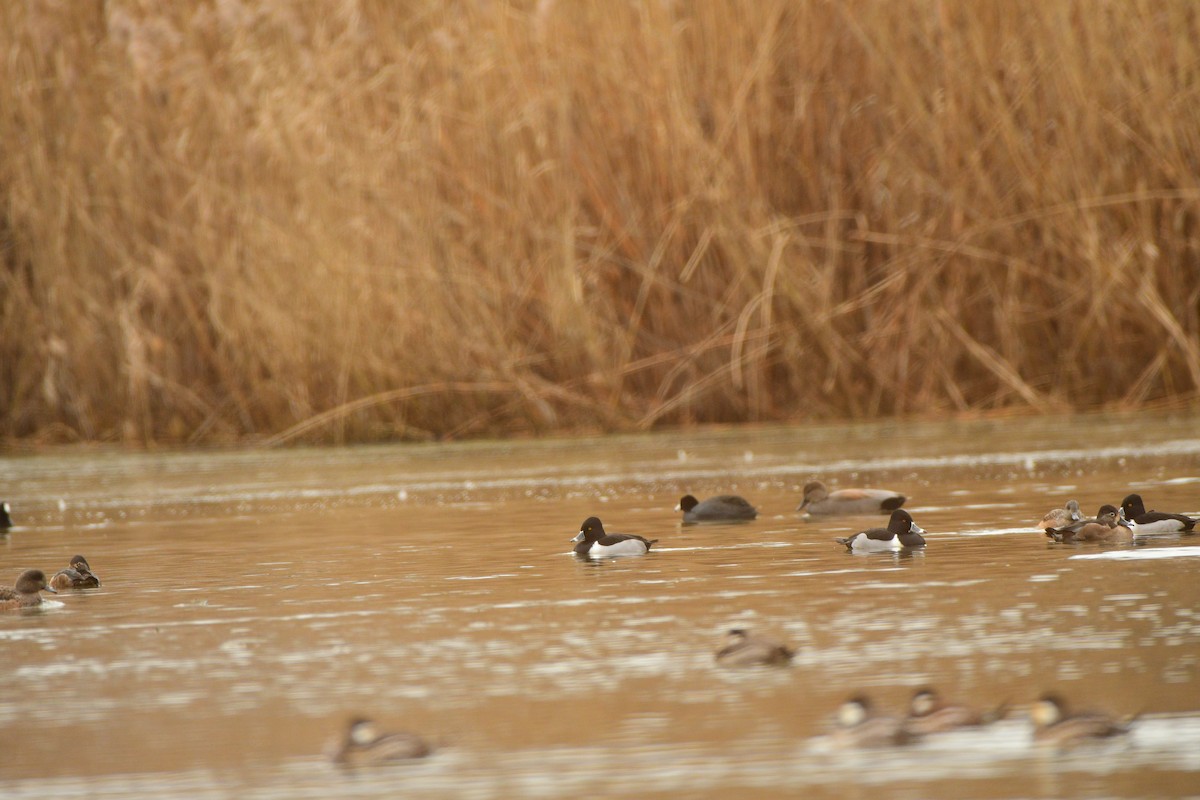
[1038,499,1083,531]
[1120,493,1196,533]
[835,509,926,552]
[676,494,757,523]
[831,695,913,747]
[328,717,432,765]
[50,555,101,590]
[0,501,12,530]
[572,517,657,557]
[0,569,57,610]
[902,687,1007,735]
[798,480,906,516]
[1030,693,1136,746]
[713,628,794,667]
[1045,505,1133,543]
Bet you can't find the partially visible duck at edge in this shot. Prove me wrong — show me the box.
[831,695,914,748]
[1045,504,1133,543]
[0,569,57,610]
[327,717,433,766]
[50,555,101,590]
[713,628,794,667]
[572,517,657,557]
[835,509,927,552]
[1031,693,1137,747]
[1,501,13,531]
[1120,493,1197,534]
[676,494,757,523]
[903,687,1007,736]
[1038,499,1083,532]
[798,480,906,516]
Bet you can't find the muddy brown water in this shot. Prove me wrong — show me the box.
[2,414,1200,798]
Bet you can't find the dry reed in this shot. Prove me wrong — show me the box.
[1,1,1198,445]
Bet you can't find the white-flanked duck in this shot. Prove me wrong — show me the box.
[572,517,657,557]
[1120,493,1196,533]
[835,509,926,552]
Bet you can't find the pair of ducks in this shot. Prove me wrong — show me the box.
[1041,493,1197,543]
[834,692,1133,748]
[675,480,907,523]
[0,556,101,610]
[572,508,927,557]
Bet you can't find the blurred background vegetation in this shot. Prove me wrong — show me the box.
[2,0,1198,446]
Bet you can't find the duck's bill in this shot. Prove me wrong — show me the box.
[909,524,926,536]
[571,531,585,543]
[45,585,58,594]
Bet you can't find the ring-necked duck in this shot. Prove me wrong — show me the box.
[835,509,926,552]
[1031,693,1136,746]
[798,480,906,516]
[903,687,1007,735]
[676,494,757,523]
[572,517,657,557]
[1038,499,1083,531]
[1120,493,1196,533]
[0,501,12,531]
[713,628,794,667]
[0,570,57,610]
[50,555,101,590]
[1045,505,1133,543]
[831,695,913,747]
[328,717,432,765]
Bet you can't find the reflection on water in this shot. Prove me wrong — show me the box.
[2,413,1200,798]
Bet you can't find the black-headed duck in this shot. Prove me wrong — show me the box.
[0,569,57,610]
[713,628,794,667]
[328,717,433,766]
[0,501,12,531]
[572,517,656,557]
[1120,493,1196,533]
[1031,693,1136,746]
[835,509,927,552]
[798,480,906,516]
[676,494,757,523]
[50,555,101,590]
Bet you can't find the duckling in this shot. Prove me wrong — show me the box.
[676,494,757,523]
[1038,499,1083,531]
[831,695,914,747]
[572,517,656,557]
[0,569,57,610]
[835,509,927,552]
[798,480,906,516]
[713,628,794,667]
[1120,493,1196,533]
[1031,693,1136,746]
[50,555,101,590]
[328,717,432,766]
[1045,505,1133,543]
[902,687,1007,735]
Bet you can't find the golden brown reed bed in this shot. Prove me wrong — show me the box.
[1,1,1199,445]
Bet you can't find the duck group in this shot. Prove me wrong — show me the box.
[2,475,1192,767]
[1040,492,1197,544]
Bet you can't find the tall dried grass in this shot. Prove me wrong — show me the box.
[2,1,1198,445]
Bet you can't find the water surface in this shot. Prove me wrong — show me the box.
[2,413,1199,798]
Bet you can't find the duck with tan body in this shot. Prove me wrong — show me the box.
[0,570,57,610]
[798,480,906,516]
